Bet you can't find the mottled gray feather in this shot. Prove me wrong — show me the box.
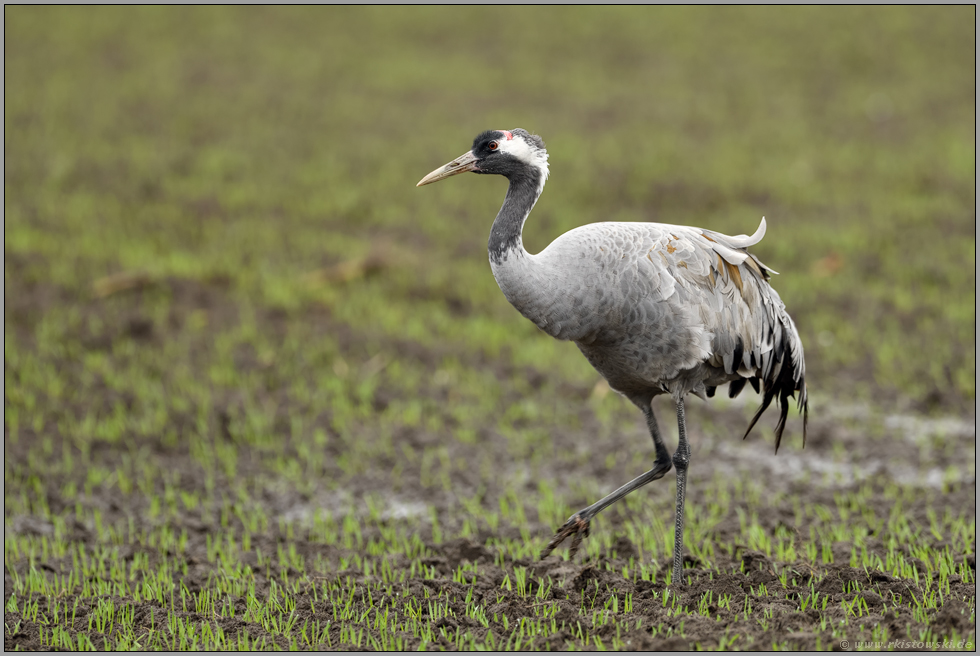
[491,218,807,446]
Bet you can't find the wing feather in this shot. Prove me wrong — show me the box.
[531,218,807,449]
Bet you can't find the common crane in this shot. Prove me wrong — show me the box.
[417,128,808,585]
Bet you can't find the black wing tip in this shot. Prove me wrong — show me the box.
[736,303,807,453]
[774,377,807,454]
[799,392,809,449]
[728,378,747,399]
[742,390,774,442]
[742,374,807,455]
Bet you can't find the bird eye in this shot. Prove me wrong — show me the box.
[488,141,498,151]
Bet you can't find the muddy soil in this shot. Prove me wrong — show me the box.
[4,277,977,651]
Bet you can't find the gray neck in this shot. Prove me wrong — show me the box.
[488,169,543,265]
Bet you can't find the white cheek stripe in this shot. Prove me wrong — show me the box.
[496,135,550,193]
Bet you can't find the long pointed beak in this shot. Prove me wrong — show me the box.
[416,150,479,187]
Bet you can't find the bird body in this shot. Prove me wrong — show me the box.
[418,128,808,584]
[492,219,805,440]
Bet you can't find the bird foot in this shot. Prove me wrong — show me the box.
[540,513,591,560]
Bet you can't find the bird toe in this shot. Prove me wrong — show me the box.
[540,514,591,560]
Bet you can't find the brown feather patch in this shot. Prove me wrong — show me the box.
[743,256,764,280]
[724,261,744,292]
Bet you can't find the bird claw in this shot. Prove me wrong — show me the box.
[540,513,591,560]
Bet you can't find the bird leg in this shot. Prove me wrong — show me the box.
[541,403,673,559]
[671,398,691,585]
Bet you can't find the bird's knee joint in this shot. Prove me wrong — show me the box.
[672,451,689,471]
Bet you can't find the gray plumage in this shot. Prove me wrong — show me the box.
[418,128,808,585]
[494,219,807,446]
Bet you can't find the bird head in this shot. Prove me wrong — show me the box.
[417,128,549,187]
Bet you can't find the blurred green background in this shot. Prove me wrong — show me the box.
[4,10,975,649]
[5,6,975,423]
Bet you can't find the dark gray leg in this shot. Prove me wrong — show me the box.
[671,398,691,585]
[643,402,672,472]
[541,400,673,559]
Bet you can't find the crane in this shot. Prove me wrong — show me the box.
[417,128,808,585]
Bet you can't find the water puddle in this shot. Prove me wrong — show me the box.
[704,396,975,489]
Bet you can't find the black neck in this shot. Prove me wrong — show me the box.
[488,168,542,265]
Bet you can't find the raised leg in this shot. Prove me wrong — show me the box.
[641,401,672,470]
[671,398,691,585]
[541,401,673,559]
